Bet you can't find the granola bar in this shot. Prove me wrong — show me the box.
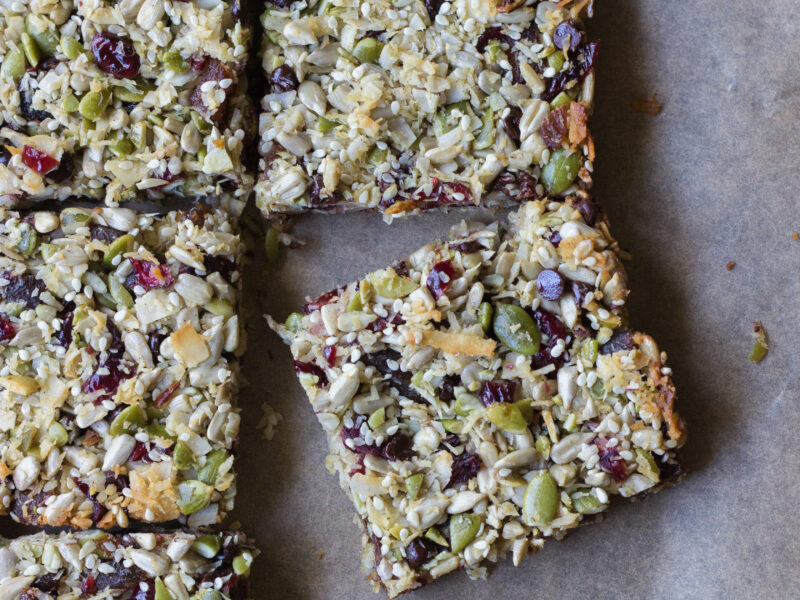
[257,0,597,218]
[0,0,253,205]
[0,205,244,529]
[0,529,257,599]
[272,196,687,597]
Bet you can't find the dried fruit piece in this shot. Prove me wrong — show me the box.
[91,31,140,78]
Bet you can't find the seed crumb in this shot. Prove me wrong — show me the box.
[317,552,326,560]
[726,261,736,271]
[632,93,662,116]
[749,321,768,363]
[258,402,283,440]
[793,232,799,241]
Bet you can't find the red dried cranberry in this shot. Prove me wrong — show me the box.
[323,345,337,366]
[133,580,156,600]
[476,26,511,54]
[547,230,562,247]
[571,281,593,307]
[89,224,124,242]
[81,574,97,595]
[82,356,132,400]
[449,240,483,254]
[415,179,472,206]
[269,64,299,92]
[308,173,341,207]
[303,287,341,314]
[445,451,482,489]
[553,20,584,51]
[45,152,73,182]
[0,315,14,342]
[438,373,460,403]
[530,309,568,370]
[367,312,405,333]
[542,40,599,102]
[540,104,569,149]
[0,272,46,309]
[502,106,522,143]
[479,381,516,406]
[594,437,627,482]
[0,146,11,166]
[600,330,634,355]
[153,381,180,408]
[341,417,414,461]
[21,145,59,174]
[19,88,53,122]
[382,434,413,461]
[360,349,426,403]
[293,360,328,386]
[426,260,455,299]
[72,478,107,523]
[189,57,234,123]
[92,32,140,79]
[129,258,174,290]
[571,194,599,225]
[424,0,443,18]
[536,269,564,300]
[129,441,149,462]
[264,0,292,7]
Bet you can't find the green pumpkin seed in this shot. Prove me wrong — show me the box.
[79,88,111,122]
[542,149,581,194]
[367,407,386,429]
[1,48,27,81]
[198,448,228,485]
[367,144,387,164]
[109,405,147,436]
[473,108,495,150]
[570,491,605,515]
[449,513,481,553]
[346,290,363,311]
[154,579,175,600]
[369,268,419,298]
[514,398,535,424]
[478,302,493,333]
[424,528,448,548]
[635,449,660,482]
[492,303,541,355]
[265,227,280,263]
[144,424,172,440]
[284,312,303,332]
[191,111,212,135]
[486,402,527,433]
[405,473,423,499]
[61,36,84,60]
[161,49,187,73]
[48,422,69,447]
[352,37,384,64]
[26,16,59,55]
[177,480,212,515]
[192,534,221,559]
[109,136,135,157]
[440,418,463,434]
[203,299,234,317]
[173,440,195,470]
[550,91,571,108]
[522,470,558,526]
[317,116,340,132]
[580,339,599,364]
[453,392,480,417]
[232,553,253,576]
[20,33,40,67]
[547,50,565,73]
[130,121,148,150]
[61,94,79,113]
[103,234,134,269]
[16,225,38,256]
[113,86,146,103]
[534,435,551,460]
[108,275,134,309]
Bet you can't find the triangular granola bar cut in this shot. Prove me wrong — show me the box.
[272,195,687,597]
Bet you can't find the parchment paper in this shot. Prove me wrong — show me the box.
[4,1,800,598]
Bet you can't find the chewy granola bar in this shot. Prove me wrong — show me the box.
[0,204,244,530]
[0,529,257,599]
[272,196,687,597]
[0,0,253,205]
[257,0,597,218]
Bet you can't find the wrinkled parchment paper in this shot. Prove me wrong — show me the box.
[3,1,799,598]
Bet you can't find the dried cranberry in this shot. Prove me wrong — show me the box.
[501,106,522,143]
[382,434,414,461]
[323,345,337,366]
[0,315,14,342]
[476,26,511,54]
[92,32,140,79]
[153,381,180,408]
[82,356,132,401]
[536,269,564,300]
[424,0,443,18]
[449,240,483,254]
[133,580,156,600]
[392,260,410,278]
[148,332,165,357]
[190,57,234,123]
[178,204,212,226]
[553,20,584,51]
[72,478,107,523]
[293,360,328,386]
[303,287,341,314]
[308,173,341,207]
[542,40,599,102]
[426,260,455,299]
[445,452,482,489]
[264,0,292,7]
[269,64,299,92]
[367,312,405,333]
[438,373,460,403]
[479,381,516,406]
[341,416,414,461]
[600,330,634,355]
[530,309,568,370]
[414,178,472,206]
[95,564,146,592]
[81,574,97,595]
[21,145,58,174]
[202,255,237,282]
[547,230,562,247]
[1,272,45,308]
[55,309,74,348]
[45,152,73,182]
[89,224,123,242]
[19,88,52,122]
[32,571,60,593]
[571,194,599,226]
[129,441,149,462]
[360,349,427,404]
[594,437,627,482]
[129,258,174,290]
[406,538,437,568]
[0,146,10,166]
[571,281,593,307]
[539,104,569,149]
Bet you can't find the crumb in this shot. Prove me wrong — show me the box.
[749,321,768,363]
[793,232,799,241]
[726,261,735,271]
[632,93,662,116]
[230,521,242,529]
[258,402,283,440]
[317,552,326,560]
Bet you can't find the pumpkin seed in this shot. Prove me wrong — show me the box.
[198,449,228,485]
[191,111,212,135]
[486,402,527,432]
[154,579,175,600]
[26,16,59,55]
[570,490,605,515]
[173,441,195,470]
[192,535,221,558]
[522,470,558,526]
[20,33,40,67]
[405,473,423,499]
[177,480,212,515]
[103,234,134,269]
[352,37,384,64]
[16,225,38,256]
[284,312,303,332]
[203,299,234,317]
[61,94,79,113]
[492,303,540,355]
[109,276,134,309]
[542,149,581,194]
[48,422,69,447]
[478,302,493,333]
[317,116,340,132]
[550,91,571,108]
[1,48,26,81]
[78,88,112,122]
[449,513,481,553]
[473,108,495,150]
[61,36,84,60]
[369,268,419,298]
[232,553,253,576]
[109,405,147,436]
[113,86,146,103]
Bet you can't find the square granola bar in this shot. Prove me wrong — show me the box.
[0,0,253,205]
[272,196,687,597]
[257,0,596,218]
[0,204,244,529]
[0,529,257,599]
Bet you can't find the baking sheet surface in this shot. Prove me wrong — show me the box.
[4,1,800,598]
